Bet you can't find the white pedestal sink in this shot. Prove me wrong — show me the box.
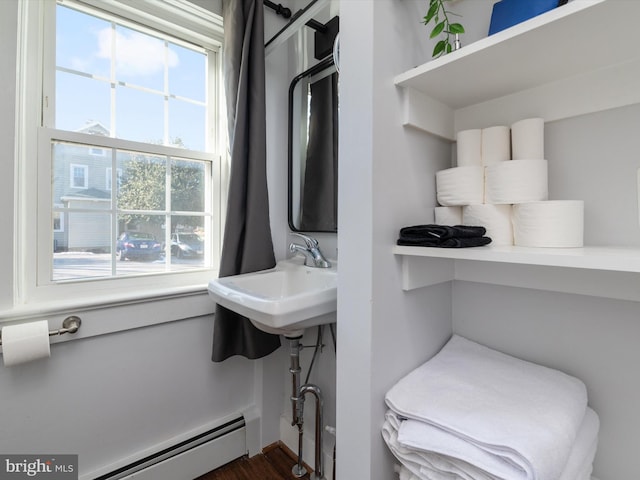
[207,257,337,337]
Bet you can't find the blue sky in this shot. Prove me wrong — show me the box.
[55,4,207,151]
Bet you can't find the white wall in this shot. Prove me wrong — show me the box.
[264,1,339,472]
[454,281,640,479]
[337,2,454,479]
[452,103,640,479]
[0,1,285,477]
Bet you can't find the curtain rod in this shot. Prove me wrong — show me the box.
[265,0,327,54]
[264,1,292,19]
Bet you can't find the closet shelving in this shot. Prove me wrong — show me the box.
[392,0,640,297]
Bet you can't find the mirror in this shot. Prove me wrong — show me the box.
[288,57,338,232]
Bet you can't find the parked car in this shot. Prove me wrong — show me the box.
[116,232,162,261]
[171,233,204,258]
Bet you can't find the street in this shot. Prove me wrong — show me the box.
[52,252,205,281]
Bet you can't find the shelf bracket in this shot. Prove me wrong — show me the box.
[398,87,455,141]
[400,255,454,291]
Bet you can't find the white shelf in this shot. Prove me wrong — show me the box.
[394,245,640,273]
[394,245,640,301]
[394,0,640,138]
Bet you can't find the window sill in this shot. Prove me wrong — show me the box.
[0,284,217,343]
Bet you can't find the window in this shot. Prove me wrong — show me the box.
[70,164,88,189]
[90,147,106,156]
[53,205,65,233]
[17,0,225,305]
[105,167,122,191]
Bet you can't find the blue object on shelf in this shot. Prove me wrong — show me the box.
[488,0,563,35]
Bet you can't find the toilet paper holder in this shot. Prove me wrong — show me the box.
[0,316,82,346]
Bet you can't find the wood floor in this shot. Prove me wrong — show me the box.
[195,443,311,480]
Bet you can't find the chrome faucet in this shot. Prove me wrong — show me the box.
[289,233,331,268]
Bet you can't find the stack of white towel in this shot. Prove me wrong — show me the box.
[383,335,599,480]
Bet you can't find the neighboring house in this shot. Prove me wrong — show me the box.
[53,121,115,252]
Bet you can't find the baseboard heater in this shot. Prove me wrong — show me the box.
[94,416,246,480]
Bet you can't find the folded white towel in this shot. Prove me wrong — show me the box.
[384,407,599,480]
[384,412,496,480]
[385,335,588,480]
[559,408,599,480]
[395,463,420,480]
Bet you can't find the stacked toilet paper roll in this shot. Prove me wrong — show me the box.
[434,206,463,226]
[485,159,548,204]
[456,129,482,167]
[511,117,544,160]
[481,125,511,166]
[432,117,584,248]
[512,201,584,247]
[1,320,51,367]
[436,166,484,206]
[462,204,513,246]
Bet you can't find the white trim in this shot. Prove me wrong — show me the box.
[14,0,226,317]
[46,128,217,160]
[64,0,223,51]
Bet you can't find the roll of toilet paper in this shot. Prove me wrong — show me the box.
[463,204,513,246]
[485,159,548,204]
[511,117,544,160]
[456,129,482,167]
[512,200,584,247]
[435,206,463,225]
[481,126,511,166]
[1,320,51,367]
[436,166,484,206]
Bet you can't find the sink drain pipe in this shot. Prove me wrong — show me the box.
[288,336,324,479]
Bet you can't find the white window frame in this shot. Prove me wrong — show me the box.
[70,163,88,189]
[15,0,227,312]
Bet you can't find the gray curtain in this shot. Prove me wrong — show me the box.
[212,0,281,362]
[300,72,339,232]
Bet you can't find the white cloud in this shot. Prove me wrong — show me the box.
[96,27,179,77]
[70,57,91,72]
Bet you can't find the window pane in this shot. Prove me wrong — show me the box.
[116,218,165,275]
[168,43,205,102]
[44,2,219,287]
[115,86,164,143]
[56,71,111,133]
[169,99,206,151]
[52,213,112,281]
[56,5,111,78]
[53,142,113,210]
[170,215,206,270]
[115,25,165,91]
[117,151,166,211]
[171,158,205,211]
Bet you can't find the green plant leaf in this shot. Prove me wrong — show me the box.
[449,23,465,34]
[424,2,439,24]
[446,42,453,54]
[430,21,445,38]
[432,39,446,57]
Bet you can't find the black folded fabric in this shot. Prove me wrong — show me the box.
[399,224,487,240]
[397,224,492,248]
[397,235,492,248]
